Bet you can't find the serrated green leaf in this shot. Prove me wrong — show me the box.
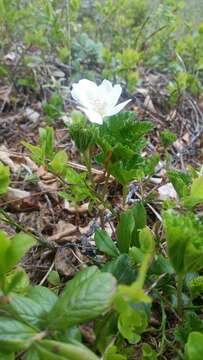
[164,210,203,274]
[95,229,119,257]
[168,169,191,198]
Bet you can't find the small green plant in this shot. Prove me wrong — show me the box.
[0,230,116,359]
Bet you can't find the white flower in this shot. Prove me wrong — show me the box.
[71,79,131,124]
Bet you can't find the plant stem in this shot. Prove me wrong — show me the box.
[136,251,154,289]
[122,184,128,208]
[0,275,6,294]
[84,148,94,188]
[99,151,112,228]
[177,274,184,319]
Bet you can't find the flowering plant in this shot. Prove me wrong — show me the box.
[71,79,131,124]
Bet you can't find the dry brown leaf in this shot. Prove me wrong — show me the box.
[0,145,21,173]
[48,220,78,242]
[64,201,89,213]
[24,107,40,123]
[54,248,88,276]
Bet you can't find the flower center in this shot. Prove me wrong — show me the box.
[92,99,107,115]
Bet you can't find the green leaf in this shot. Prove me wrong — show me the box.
[191,177,203,198]
[168,169,191,198]
[0,353,14,360]
[69,120,97,153]
[27,286,58,314]
[164,210,203,274]
[164,211,196,275]
[50,150,68,175]
[185,332,203,360]
[151,255,174,275]
[139,227,155,254]
[160,129,177,148]
[188,176,203,205]
[39,127,55,161]
[35,339,100,360]
[47,271,60,286]
[0,317,36,352]
[117,209,135,253]
[131,202,147,246]
[4,267,30,294]
[188,276,203,299]
[8,294,44,327]
[95,229,119,257]
[142,344,157,359]
[118,305,148,344]
[24,348,39,360]
[5,232,36,273]
[22,142,43,165]
[95,313,118,353]
[104,345,127,360]
[102,254,136,284]
[47,266,116,330]
[0,162,10,195]
[175,312,203,344]
[0,230,11,274]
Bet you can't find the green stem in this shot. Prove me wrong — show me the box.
[99,151,112,228]
[177,275,184,319]
[136,251,153,289]
[84,148,94,188]
[122,184,128,208]
[0,275,6,294]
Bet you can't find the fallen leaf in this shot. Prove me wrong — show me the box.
[0,145,20,173]
[48,220,78,242]
[158,182,178,201]
[24,107,40,123]
[54,248,88,276]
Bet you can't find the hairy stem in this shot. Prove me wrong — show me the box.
[84,148,94,188]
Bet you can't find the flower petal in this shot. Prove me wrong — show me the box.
[78,106,103,125]
[71,79,98,108]
[107,84,122,108]
[98,81,122,108]
[104,99,132,117]
[99,79,113,93]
